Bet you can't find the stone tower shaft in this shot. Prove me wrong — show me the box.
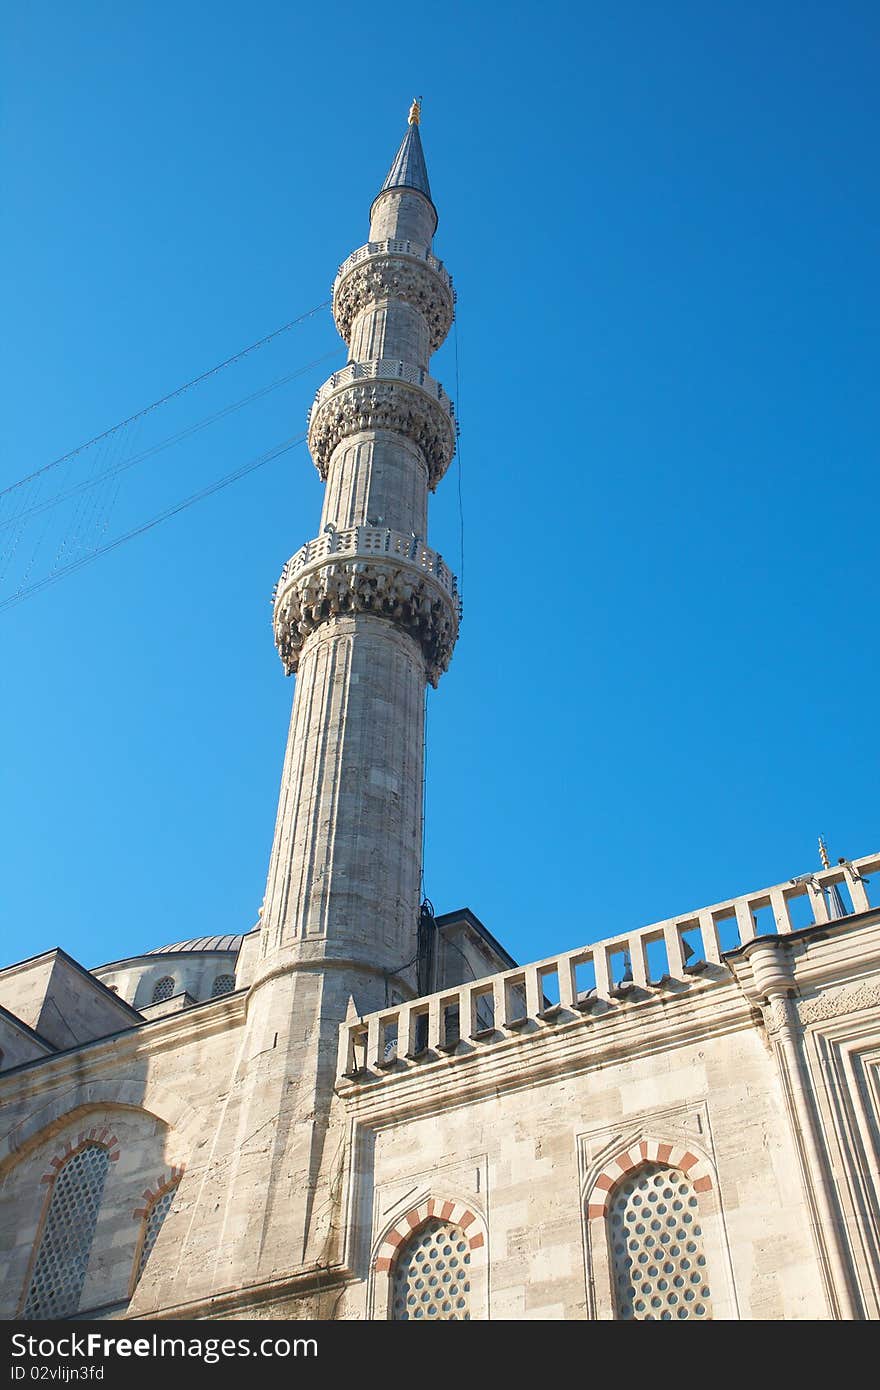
[261,110,459,999]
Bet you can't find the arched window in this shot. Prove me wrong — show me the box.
[609,1162,713,1320]
[151,976,175,1003]
[132,1180,180,1289]
[390,1218,471,1320]
[23,1143,110,1319]
[210,974,235,998]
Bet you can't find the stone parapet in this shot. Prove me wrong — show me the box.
[276,524,458,598]
[335,239,451,289]
[333,241,454,351]
[307,360,456,489]
[273,525,459,686]
[336,849,880,1085]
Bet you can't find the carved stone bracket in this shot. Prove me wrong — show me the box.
[333,254,454,351]
[307,378,456,490]
[274,555,459,687]
[760,998,791,1038]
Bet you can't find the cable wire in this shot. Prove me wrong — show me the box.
[0,433,306,613]
[453,313,465,601]
[0,349,339,532]
[420,685,429,900]
[0,300,331,502]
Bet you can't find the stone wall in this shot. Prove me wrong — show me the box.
[2,914,880,1320]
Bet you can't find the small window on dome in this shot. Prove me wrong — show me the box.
[151,977,175,1004]
[211,974,236,998]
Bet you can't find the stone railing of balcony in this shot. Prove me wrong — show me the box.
[273,525,458,603]
[337,850,880,1083]
[333,240,453,294]
[308,359,455,422]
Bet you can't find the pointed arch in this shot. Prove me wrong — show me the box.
[130,1166,184,1294]
[370,1196,488,1319]
[586,1137,713,1217]
[581,1131,738,1320]
[0,1078,196,1177]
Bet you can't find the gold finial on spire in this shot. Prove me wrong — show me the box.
[818,835,830,869]
[408,96,422,126]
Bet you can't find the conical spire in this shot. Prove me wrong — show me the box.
[379,100,433,203]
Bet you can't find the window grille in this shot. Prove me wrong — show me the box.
[390,1218,471,1320]
[210,974,236,998]
[23,1144,110,1319]
[134,1183,178,1286]
[151,977,175,1003]
[609,1162,713,1320]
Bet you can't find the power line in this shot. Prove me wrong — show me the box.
[0,300,331,502]
[453,313,465,601]
[0,434,306,613]
[0,349,339,532]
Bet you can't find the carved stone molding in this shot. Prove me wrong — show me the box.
[761,999,790,1037]
[797,980,880,1027]
[274,556,459,687]
[333,255,454,351]
[308,378,456,490]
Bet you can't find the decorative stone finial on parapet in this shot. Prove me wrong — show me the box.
[408,97,422,126]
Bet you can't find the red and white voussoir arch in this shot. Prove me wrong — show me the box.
[373,1198,485,1273]
[40,1128,121,1184]
[587,1138,713,1219]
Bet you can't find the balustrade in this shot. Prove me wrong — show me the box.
[337,851,880,1083]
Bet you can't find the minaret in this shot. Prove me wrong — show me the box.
[262,98,458,991]
[131,110,459,1313]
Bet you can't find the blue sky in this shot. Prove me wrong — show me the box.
[2,1,877,973]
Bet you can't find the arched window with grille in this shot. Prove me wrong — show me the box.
[151,976,175,1003]
[132,1179,180,1291]
[22,1143,110,1319]
[608,1162,713,1320]
[210,974,235,998]
[390,1218,472,1320]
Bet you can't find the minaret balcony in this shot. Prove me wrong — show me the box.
[273,524,460,687]
[307,358,457,490]
[332,240,454,351]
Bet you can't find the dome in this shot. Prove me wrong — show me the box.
[145,934,245,955]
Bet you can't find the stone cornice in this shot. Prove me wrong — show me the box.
[333,252,454,351]
[128,1261,354,1322]
[274,552,459,687]
[0,991,246,1096]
